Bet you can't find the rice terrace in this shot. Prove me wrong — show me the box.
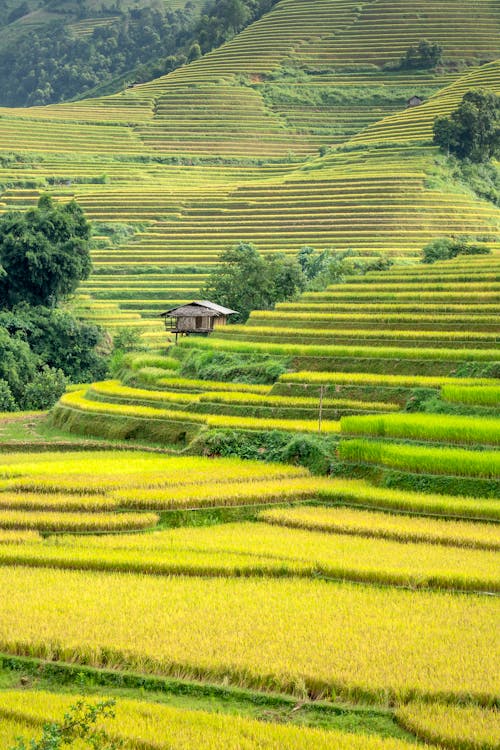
[0,0,498,747]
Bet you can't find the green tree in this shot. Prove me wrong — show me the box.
[187,41,202,61]
[399,39,442,70]
[0,304,108,383]
[219,0,250,32]
[433,90,500,162]
[201,242,305,323]
[10,698,121,750]
[0,195,92,308]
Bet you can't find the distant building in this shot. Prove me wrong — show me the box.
[407,96,424,108]
[160,301,238,342]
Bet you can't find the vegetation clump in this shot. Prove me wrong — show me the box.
[0,197,108,411]
[10,698,119,750]
[434,90,500,162]
[398,40,443,70]
[421,237,491,263]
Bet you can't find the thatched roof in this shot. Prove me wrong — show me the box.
[160,301,238,318]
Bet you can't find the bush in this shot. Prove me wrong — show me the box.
[0,304,108,383]
[201,242,306,324]
[22,366,67,410]
[0,195,91,308]
[194,428,336,473]
[0,379,16,412]
[422,237,491,263]
[399,40,442,70]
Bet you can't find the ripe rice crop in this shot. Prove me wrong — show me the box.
[157,376,271,394]
[0,452,308,494]
[0,510,158,532]
[281,372,498,389]
[89,380,198,405]
[204,413,341,434]
[199,391,398,411]
[225,324,498,344]
[0,567,497,704]
[0,690,427,750]
[180,337,500,362]
[259,506,500,550]
[442,385,500,407]
[339,440,500,479]
[397,702,500,750]
[112,476,325,510]
[2,521,498,593]
[314,478,500,521]
[341,413,500,446]
[0,492,115,511]
[59,390,206,423]
[0,530,40,544]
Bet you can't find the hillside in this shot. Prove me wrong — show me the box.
[0,0,205,106]
[0,0,498,335]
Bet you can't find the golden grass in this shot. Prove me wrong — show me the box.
[1,519,498,592]
[0,510,159,532]
[0,689,428,750]
[396,702,500,750]
[0,567,497,703]
[259,506,500,550]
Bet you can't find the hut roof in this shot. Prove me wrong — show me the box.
[160,301,238,318]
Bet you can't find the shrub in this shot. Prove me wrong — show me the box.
[399,40,443,70]
[0,379,16,412]
[21,366,67,411]
[422,237,491,264]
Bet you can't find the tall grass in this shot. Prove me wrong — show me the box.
[0,567,496,704]
[339,440,500,478]
[442,384,500,407]
[341,413,500,446]
[180,337,500,362]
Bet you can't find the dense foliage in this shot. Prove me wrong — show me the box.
[0,0,277,106]
[433,90,500,162]
[202,243,393,323]
[398,40,443,70]
[180,347,289,384]
[0,195,92,308]
[421,237,491,263]
[201,242,306,323]
[0,5,197,106]
[0,199,108,411]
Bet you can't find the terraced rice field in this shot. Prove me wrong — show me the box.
[0,2,499,745]
[1,266,499,748]
[0,1,497,329]
[0,690,427,750]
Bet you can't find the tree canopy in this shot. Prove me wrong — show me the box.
[0,197,108,411]
[0,195,92,308]
[201,242,306,323]
[398,40,443,70]
[0,0,278,106]
[433,89,500,162]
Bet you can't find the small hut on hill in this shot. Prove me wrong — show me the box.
[406,95,424,108]
[160,301,238,342]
